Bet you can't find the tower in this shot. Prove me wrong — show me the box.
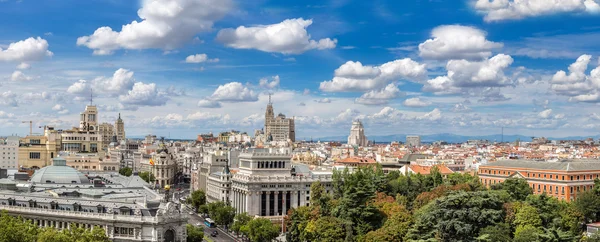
[79,105,98,131]
[348,120,367,147]
[264,94,274,140]
[115,113,126,143]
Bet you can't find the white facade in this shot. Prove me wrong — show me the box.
[264,99,295,142]
[347,120,367,147]
[223,148,332,217]
[115,113,126,144]
[406,136,421,147]
[0,136,19,169]
[152,144,177,188]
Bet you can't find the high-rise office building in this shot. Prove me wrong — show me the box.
[347,120,367,147]
[264,95,295,142]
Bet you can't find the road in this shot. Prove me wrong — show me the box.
[183,206,239,242]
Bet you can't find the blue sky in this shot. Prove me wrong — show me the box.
[1,0,600,139]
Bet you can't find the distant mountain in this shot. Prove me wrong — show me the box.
[303,133,600,143]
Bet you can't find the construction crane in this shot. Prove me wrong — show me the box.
[21,121,33,135]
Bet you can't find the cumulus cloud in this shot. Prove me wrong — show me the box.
[355,83,403,105]
[66,68,135,96]
[320,59,426,92]
[452,103,472,112]
[303,89,311,95]
[403,97,431,107]
[538,109,553,119]
[10,71,34,81]
[119,82,168,106]
[551,54,600,102]
[420,108,442,121]
[16,62,30,70]
[423,54,514,95]
[185,54,219,63]
[216,18,337,54]
[473,0,600,22]
[209,82,258,102]
[76,0,232,55]
[0,37,53,62]
[419,25,502,60]
[259,75,280,89]
[197,99,222,108]
[52,104,69,114]
[0,111,15,119]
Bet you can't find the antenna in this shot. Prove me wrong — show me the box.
[90,88,93,106]
[268,93,272,104]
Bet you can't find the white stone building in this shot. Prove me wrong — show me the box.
[152,140,177,188]
[264,96,295,142]
[0,136,19,169]
[406,135,421,147]
[208,148,333,218]
[347,120,367,147]
[0,157,187,242]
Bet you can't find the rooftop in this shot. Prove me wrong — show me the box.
[480,159,600,171]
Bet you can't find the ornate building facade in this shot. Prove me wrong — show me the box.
[152,139,177,188]
[347,120,367,147]
[264,96,295,142]
[115,113,126,144]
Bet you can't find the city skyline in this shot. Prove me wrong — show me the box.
[2,0,600,139]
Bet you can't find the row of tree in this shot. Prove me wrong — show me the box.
[284,165,600,242]
[0,211,110,242]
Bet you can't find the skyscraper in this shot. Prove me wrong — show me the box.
[348,120,367,147]
[264,95,295,142]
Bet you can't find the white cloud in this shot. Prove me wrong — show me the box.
[10,71,33,81]
[419,25,502,60]
[52,104,69,114]
[303,89,310,95]
[420,108,442,121]
[216,18,337,54]
[119,82,168,106]
[551,54,600,102]
[67,80,90,95]
[0,37,53,62]
[0,111,15,119]
[66,68,135,96]
[284,57,296,62]
[423,54,515,94]
[0,91,17,107]
[16,62,30,70]
[320,59,426,92]
[185,54,219,63]
[76,0,232,55]
[341,46,356,49]
[473,0,600,22]
[209,82,258,102]
[315,98,332,103]
[452,103,472,112]
[187,111,224,121]
[538,109,553,119]
[403,97,431,107]
[355,83,402,105]
[197,99,221,108]
[259,75,280,89]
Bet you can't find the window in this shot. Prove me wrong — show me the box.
[30,139,41,144]
[29,152,41,159]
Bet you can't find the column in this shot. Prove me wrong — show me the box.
[282,191,287,216]
[274,191,279,216]
[290,191,297,209]
[266,191,271,216]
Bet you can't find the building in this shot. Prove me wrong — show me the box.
[399,164,454,177]
[115,113,126,144]
[228,148,332,217]
[0,157,187,242]
[18,128,61,168]
[98,123,115,151]
[347,120,367,147]
[196,149,228,193]
[0,137,19,169]
[152,140,177,188]
[406,136,421,147]
[264,96,295,142]
[335,157,376,168]
[478,159,600,201]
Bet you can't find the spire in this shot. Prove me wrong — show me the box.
[268,93,272,104]
[90,88,93,106]
[118,113,122,120]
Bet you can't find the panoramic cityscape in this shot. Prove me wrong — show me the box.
[3,0,600,241]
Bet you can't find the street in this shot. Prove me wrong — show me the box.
[183,205,239,242]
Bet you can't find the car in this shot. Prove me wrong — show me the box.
[188,211,194,215]
[210,231,218,237]
[195,222,202,227]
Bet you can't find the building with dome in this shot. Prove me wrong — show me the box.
[0,157,188,242]
[152,139,177,188]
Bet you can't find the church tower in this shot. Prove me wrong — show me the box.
[115,113,126,143]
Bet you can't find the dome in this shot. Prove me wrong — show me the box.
[30,157,91,184]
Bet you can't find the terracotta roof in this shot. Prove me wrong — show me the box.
[408,164,454,175]
[336,157,376,164]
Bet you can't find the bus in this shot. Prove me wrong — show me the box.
[204,218,215,228]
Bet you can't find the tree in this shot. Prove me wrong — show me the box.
[303,216,346,242]
[119,167,132,177]
[231,212,253,236]
[186,224,204,242]
[406,190,508,241]
[513,225,541,242]
[513,204,542,229]
[0,212,109,242]
[241,218,280,242]
[138,171,155,183]
[525,193,562,227]
[0,211,39,242]
[363,208,412,242]
[189,190,207,211]
[575,190,600,223]
[491,178,532,201]
[476,223,512,242]
[286,207,312,242]
[207,202,236,228]
[198,204,209,215]
[37,227,72,242]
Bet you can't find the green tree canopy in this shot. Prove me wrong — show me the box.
[491,177,533,201]
[118,167,132,177]
[241,218,280,242]
[186,224,204,242]
[138,171,155,183]
[189,190,207,211]
[231,212,253,235]
[207,202,236,228]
